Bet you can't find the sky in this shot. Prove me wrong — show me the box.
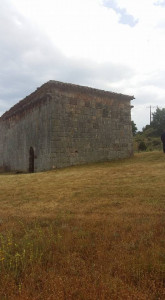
[1,0,165,130]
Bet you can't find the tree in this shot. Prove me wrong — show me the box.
[131,120,137,136]
[138,141,147,151]
[142,124,151,132]
[151,107,165,135]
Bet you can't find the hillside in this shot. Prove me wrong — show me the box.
[0,152,165,299]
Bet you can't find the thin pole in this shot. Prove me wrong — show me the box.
[146,105,157,125]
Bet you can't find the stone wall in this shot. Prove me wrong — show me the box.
[49,88,133,169]
[0,97,53,172]
[0,81,133,172]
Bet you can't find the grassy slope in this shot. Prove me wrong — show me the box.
[0,152,165,299]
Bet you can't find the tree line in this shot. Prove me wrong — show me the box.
[132,107,165,136]
[132,107,165,151]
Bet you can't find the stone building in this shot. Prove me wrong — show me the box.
[0,80,134,172]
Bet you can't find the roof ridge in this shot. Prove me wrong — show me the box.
[42,80,134,98]
[0,80,134,121]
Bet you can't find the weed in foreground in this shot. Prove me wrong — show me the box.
[0,152,165,299]
[0,216,165,300]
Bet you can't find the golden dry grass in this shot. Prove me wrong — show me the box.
[0,151,165,299]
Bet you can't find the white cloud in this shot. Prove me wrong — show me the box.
[0,1,134,114]
[1,0,165,130]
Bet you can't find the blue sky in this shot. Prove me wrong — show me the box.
[155,0,165,6]
[1,0,165,130]
[103,0,138,27]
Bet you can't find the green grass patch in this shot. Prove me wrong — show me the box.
[0,151,165,299]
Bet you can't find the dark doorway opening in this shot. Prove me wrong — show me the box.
[29,147,34,173]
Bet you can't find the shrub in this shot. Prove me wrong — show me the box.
[152,139,161,146]
[138,141,147,151]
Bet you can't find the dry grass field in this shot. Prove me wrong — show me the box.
[0,151,165,300]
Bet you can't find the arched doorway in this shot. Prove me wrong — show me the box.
[29,147,34,173]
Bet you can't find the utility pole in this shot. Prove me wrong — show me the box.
[149,105,152,125]
[147,106,156,125]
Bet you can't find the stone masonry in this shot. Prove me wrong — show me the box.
[0,80,134,172]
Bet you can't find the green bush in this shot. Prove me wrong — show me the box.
[152,139,161,146]
[138,141,147,151]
